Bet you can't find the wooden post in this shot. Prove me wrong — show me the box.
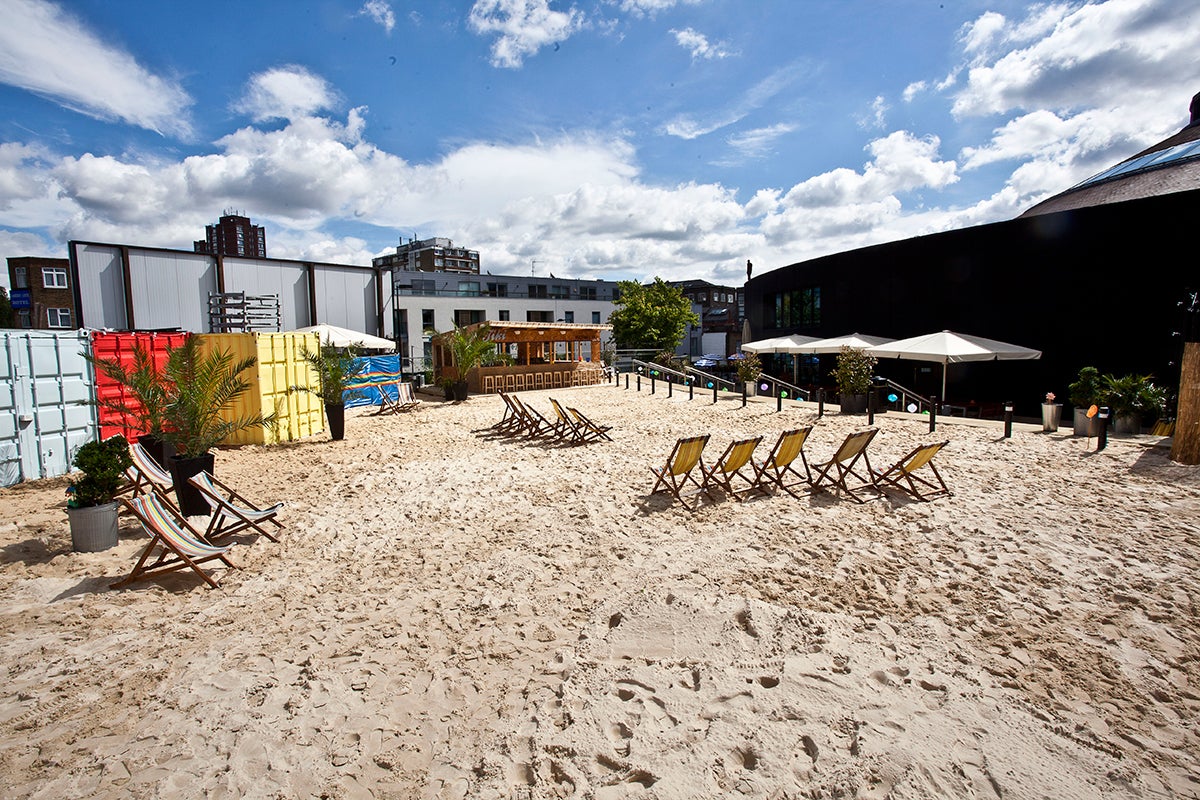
[1173,341,1200,463]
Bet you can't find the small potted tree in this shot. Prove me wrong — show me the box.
[834,346,876,414]
[292,343,367,441]
[161,337,276,516]
[1041,392,1062,432]
[446,323,496,401]
[1068,366,1104,436]
[735,352,763,396]
[84,341,175,468]
[65,435,133,552]
[1102,373,1166,435]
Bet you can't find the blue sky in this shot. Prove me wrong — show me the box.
[1,0,1198,289]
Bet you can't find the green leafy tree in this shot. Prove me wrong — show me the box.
[608,278,698,351]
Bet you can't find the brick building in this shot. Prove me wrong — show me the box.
[6,257,75,330]
[194,213,267,258]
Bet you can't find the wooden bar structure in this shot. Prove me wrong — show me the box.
[432,321,612,394]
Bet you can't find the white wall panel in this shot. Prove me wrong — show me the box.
[127,251,215,331]
[314,266,377,333]
[73,243,127,330]
[223,257,310,330]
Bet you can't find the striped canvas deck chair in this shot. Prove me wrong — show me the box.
[871,441,951,502]
[750,427,814,498]
[811,427,881,503]
[647,434,710,510]
[700,436,764,502]
[548,397,587,445]
[188,471,284,542]
[371,383,405,416]
[568,406,613,442]
[111,493,237,590]
[397,382,423,411]
[124,439,174,497]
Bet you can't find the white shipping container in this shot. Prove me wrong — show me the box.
[0,330,97,487]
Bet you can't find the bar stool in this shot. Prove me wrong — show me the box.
[515,372,527,391]
[483,374,496,394]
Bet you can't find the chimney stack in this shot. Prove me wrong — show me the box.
[1190,91,1200,127]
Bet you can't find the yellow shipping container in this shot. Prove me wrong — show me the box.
[196,333,325,445]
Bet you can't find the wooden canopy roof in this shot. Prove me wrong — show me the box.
[434,321,611,345]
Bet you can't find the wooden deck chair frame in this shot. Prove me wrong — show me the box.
[872,441,951,502]
[371,383,404,416]
[700,436,763,501]
[548,397,587,445]
[188,471,284,542]
[473,392,520,435]
[510,393,554,438]
[111,493,237,590]
[750,427,814,498]
[568,407,613,442]
[396,382,422,411]
[811,428,882,503]
[648,434,710,510]
[123,439,175,497]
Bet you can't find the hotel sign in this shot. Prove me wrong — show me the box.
[9,289,31,309]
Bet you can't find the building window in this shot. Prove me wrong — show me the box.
[421,309,435,332]
[564,311,574,323]
[592,311,601,324]
[528,284,547,298]
[527,310,553,323]
[413,279,436,296]
[457,281,480,296]
[17,309,31,328]
[14,266,28,288]
[454,309,484,326]
[771,287,821,328]
[579,286,596,300]
[42,267,69,289]
[550,285,569,299]
[498,309,510,321]
[486,282,508,297]
[47,307,72,328]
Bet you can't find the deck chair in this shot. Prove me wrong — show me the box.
[111,493,237,590]
[510,394,555,438]
[371,383,405,416]
[647,435,710,510]
[750,427,814,498]
[811,428,881,503]
[188,471,284,542]
[871,441,951,502]
[700,436,763,501]
[123,440,174,497]
[548,397,587,445]
[473,392,520,435]
[397,382,422,411]
[568,407,613,442]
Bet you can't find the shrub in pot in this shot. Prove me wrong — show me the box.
[161,337,276,516]
[1068,366,1104,436]
[834,346,876,414]
[736,352,763,395]
[445,323,496,401]
[66,435,133,552]
[292,343,367,441]
[1101,373,1166,435]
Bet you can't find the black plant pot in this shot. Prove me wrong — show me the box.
[169,452,215,517]
[839,393,868,414]
[326,403,346,441]
[453,380,469,402]
[137,433,176,471]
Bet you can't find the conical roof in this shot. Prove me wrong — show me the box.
[1021,91,1200,217]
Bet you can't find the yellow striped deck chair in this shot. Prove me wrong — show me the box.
[700,436,764,501]
[112,493,237,590]
[647,434,710,510]
[871,441,951,502]
[750,427,813,498]
[811,427,881,503]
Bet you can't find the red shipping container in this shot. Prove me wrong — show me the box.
[90,331,190,442]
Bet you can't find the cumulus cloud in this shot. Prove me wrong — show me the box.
[615,0,701,15]
[670,27,731,60]
[468,0,584,68]
[233,66,341,123]
[0,0,192,137]
[357,1,396,33]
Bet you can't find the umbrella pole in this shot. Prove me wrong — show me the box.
[941,363,947,403]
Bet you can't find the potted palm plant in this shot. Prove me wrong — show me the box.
[83,341,175,468]
[446,323,496,401]
[1068,366,1104,436]
[161,337,276,516]
[292,343,368,441]
[65,435,132,552]
[834,346,876,414]
[1102,373,1166,435]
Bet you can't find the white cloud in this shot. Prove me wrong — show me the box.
[722,124,796,163]
[663,62,806,139]
[615,0,701,16]
[856,95,888,130]
[357,1,396,34]
[468,0,584,68]
[670,27,731,60]
[233,66,341,123]
[0,0,192,137]
[902,81,927,103]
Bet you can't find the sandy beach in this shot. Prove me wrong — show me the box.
[2,383,1199,799]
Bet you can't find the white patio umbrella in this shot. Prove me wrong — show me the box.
[290,324,397,351]
[865,330,1040,399]
[794,332,895,354]
[741,334,820,354]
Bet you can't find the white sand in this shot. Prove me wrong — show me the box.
[2,385,1199,799]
